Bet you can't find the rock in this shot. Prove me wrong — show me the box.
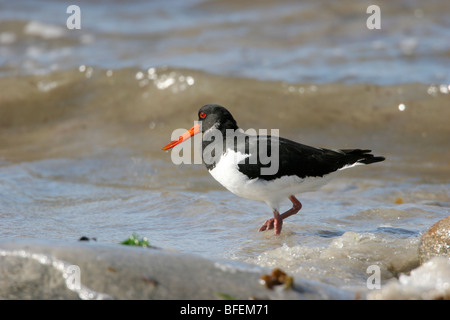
[419,216,450,264]
[367,257,450,300]
[0,239,354,300]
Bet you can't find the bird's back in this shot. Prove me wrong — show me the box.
[235,135,385,181]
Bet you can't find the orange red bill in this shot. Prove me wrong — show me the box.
[162,123,201,150]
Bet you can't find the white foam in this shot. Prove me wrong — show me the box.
[24,21,65,39]
[368,257,450,300]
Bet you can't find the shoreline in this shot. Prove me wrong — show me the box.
[0,238,356,300]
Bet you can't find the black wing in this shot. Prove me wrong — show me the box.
[237,135,385,181]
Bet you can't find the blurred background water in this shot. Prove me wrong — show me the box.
[1,0,449,83]
[0,0,449,296]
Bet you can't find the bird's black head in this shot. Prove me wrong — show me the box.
[198,104,238,133]
[161,104,238,151]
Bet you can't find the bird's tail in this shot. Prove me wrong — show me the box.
[340,149,385,165]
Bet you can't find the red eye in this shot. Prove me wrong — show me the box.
[199,112,207,119]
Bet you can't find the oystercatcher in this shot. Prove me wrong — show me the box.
[162,104,385,235]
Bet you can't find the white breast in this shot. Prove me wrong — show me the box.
[208,149,332,211]
[208,149,251,196]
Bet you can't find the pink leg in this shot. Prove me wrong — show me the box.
[258,195,302,235]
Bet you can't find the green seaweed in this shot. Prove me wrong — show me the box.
[121,233,151,247]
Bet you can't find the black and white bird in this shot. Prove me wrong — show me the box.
[162,104,385,235]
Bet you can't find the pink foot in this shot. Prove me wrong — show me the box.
[258,219,274,232]
[258,196,302,236]
[258,212,282,235]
